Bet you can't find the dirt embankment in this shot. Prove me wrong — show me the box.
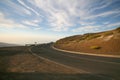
[54,27,120,55]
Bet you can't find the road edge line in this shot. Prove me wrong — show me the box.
[52,46,120,58]
[29,47,89,73]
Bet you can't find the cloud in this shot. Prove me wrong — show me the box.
[34,27,41,30]
[27,0,120,31]
[72,26,100,33]
[106,22,120,28]
[0,12,28,29]
[73,21,120,33]
[17,0,40,16]
[22,20,40,27]
[28,0,76,31]
[89,0,113,12]
[48,11,73,31]
[0,0,120,32]
[79,21,95,26]
[1,0,32,16]
[85,10,120,20]
[30,0,92,31]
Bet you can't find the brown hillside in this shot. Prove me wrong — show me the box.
[54,27,120,55]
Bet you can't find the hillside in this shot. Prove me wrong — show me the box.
[54,27,120,55]
[0,42,19,47]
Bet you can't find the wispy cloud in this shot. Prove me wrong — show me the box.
[48,11,73,31]
[1,0,32,16]
[28,0,75,31]
[0,12,27,29]
[85,10,120,20]
[72,26,100,33]
[17,0,40,16]
[22,19,40,27]
[106,22,120,28]
[34,27,41,30]
[89,0,113,12]
[79,21,95,26]
[0,0,120,32]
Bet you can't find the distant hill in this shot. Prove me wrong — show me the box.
[54,27,120,55]
[0,42,19,47]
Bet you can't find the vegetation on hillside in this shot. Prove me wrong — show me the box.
[54,27,120,55]
[55,27,120,45]
[90,46,101,49]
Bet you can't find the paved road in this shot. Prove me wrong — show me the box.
[31,44,120,80]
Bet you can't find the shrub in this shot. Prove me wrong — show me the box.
[87,34,101,40]
[103,31,113,36]
[90,46,101,49]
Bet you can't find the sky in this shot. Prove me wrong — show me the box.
[0,0,120,44]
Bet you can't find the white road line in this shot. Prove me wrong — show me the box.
[29,48,88,73]
[52,46,120,58]
[29,46,115,80]
[53,51,120,65]
[52,46,120,65]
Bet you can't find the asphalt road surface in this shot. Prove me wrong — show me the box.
[31,43,120,80]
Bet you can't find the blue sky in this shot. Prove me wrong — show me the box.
[0,0,120,44]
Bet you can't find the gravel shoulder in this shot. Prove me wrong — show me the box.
[0,46,79,73]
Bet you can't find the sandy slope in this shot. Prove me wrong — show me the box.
[55,27,120,55]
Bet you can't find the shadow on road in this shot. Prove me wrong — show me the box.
[0,72,114,80]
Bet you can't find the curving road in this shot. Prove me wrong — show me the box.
[31,43,120,80]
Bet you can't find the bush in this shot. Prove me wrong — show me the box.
[90,46,101,49]
[103,31,113,36]
[87,34,101,40]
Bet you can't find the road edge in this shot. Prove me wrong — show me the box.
[52,45,120,58]
[29,47,88,73]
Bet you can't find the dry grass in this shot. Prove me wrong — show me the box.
[103,31,113,37]
[0,46,79,74]
[90,46,101,49]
